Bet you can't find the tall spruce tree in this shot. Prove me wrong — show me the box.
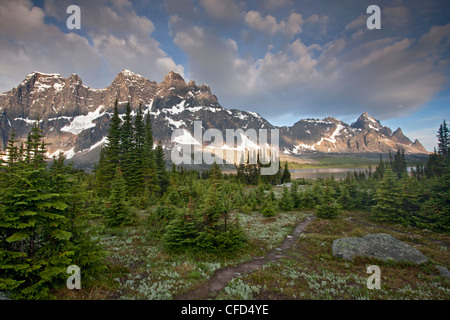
[437,120,449,155]
[120,102,134,188]
[155,141,169,195]
[142,112,159,196]
[393,148,407,179]
[316,186,341,219]
[98,100,122,195]
[162,208,199,251]
[261,196,276,217]
[128,104,145,195]
[290,180,300,208]
[105,167,134,227]
[371,167,403,222]
[202,162,225,230]
[0,122,105,298]
[279,186,294,211]
[281,161,291,184]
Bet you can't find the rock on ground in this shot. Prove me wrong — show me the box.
[0,292,10,300]
[435,265,450,279]
[332,233,428,264]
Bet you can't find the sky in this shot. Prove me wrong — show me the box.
[0,0,449,151]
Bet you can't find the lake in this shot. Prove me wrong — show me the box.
[290,167,414,180]
[290,168,371,180]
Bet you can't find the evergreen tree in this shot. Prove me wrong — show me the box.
[162,207,199,251]
[210,161,223,181]
[339,177,358,210]
[120,102,134,187]
[4,129,20,168]
[399,176,422,225]
[393,148,407,179]
[274,161,282,185]
[128,104,145,195]
[371,167,403,222]
[437,120,449,155]
[236,152,246,183]
[105,167,135,227]
[374,154,385,180]
[425,150,444,178]
[98,100,122,194]
[197,164,246,252]
[48,154,106,285]
[281,161,291,184]
[94,145,107,195]
[290,180,301,208]
[142,112,159,196]
[417,149,450,232]
[261,193,277,217]
[316,186,341,219]
[0,123,105,298]
[202,164,226,230]
[155,141,169,194]
[279,186,294,211]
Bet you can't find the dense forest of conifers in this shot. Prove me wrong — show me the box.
[0,101,448,299]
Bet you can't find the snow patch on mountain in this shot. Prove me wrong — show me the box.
[166,117,185,128]
[165,100,186,115]
[60,105,105,135]
[317,124,345,145]
[14,117,43,125]
[172,129,201,145]
[294,143,316,153]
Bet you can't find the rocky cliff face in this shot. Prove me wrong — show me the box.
[279,112,426,155]
[0,70,428,167]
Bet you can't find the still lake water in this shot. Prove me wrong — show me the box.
[290,167,413,180]
[290,168,371,180]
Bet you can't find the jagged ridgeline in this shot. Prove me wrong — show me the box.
[0,70,427,170]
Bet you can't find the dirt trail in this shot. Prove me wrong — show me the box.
[175,216,316,300]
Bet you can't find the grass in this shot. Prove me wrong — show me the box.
[53,205,449,300]
[54,207,311,300]
[222,211,450,300]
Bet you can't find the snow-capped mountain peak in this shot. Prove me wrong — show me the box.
[0,70,428,170]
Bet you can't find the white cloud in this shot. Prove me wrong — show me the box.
[384,6,411,26]
[245,11,285,35]
[0,0,101,89]
[345,15,366,31]
[170,15,257,96]
[244,11,303,38]
[0,0,183,93]
[170,13,450,124]
[164,0,199,20]
[284,13,304,38]
[199,0,244,24]
[261,0,293,10]
[305,14,329,36]
[1,0,448,142]
[92,32,184,80]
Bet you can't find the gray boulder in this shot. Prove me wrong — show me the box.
[0,292,10,300]
[332,233,428,264]
[435,265,450,279]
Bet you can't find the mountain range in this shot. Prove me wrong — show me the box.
[0,70,428,169]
